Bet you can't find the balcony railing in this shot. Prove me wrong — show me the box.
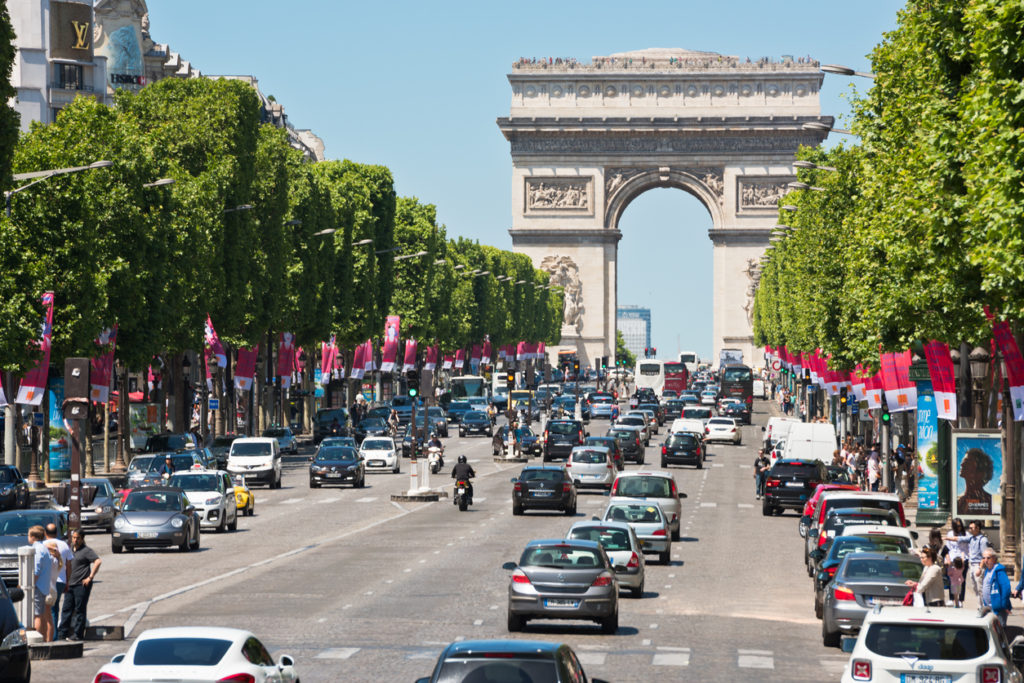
[50,82,94,92]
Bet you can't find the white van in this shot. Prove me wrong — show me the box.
[227,437,282,488]
[764,417,800,449]
[753,379,767,399]
[670,418,706,438]
[780,422,837,463]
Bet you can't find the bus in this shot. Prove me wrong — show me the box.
[678,351,698,375]
[451,375,488,399]
[720,363,754,409]
[663,361,689,394]
[634,359,666,395]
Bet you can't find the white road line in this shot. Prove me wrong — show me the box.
[642,639,651,646]
[474,498,486,503]
[280,497,304,505]
[407,650,439,660]
[712,463,725,468]
[473,619,483,626]
[820,656,849,672]
[737,503,754,509]
[668,574,676,579]
[364,591,374,596]
[652,651,691,666]
[663,585,672,589]
[317,647,360,659]
[649,623,659,629]
[738,649,775,669]
[342,604,352,610]
[315,496,342,504]
[702,470,709,479]
[356,496,378,503]
[123,601,151,637]
[577,652,607,666]
[700,502,717,508]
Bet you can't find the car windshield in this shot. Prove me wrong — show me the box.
[262,428,288,437]
[722,366,753,382]
[568,526,631,551]
[572,450,607,464]
[448,401,470,411]
[842,558,922,581]
[321,438,355,448]
[864,624,990,660]
[122,491,183,512]
[83,480,115,497]
[830,537,912,560]
[168,474,221,492]
[427,408,445,417]
[0,513,58,537]
[521,546,604,569]
[127,456,156,473]
[514,428,533,439]
[316,409,347,424]
[145,435,192,452]
[365,408,390,420]
[464,412,487,420]
[146,456,194,472]
[435,660,557,682]
[316,447,357,462]
[606,504,664,524]
[362,439,392,451]
[230,442,272,457]
[615,476,673,498]
[666,434,699,448]
[547,422,578,435]
[519,469,564,482]
[132,637,233,666]
[0,469,17,484]
[361,418,387,429]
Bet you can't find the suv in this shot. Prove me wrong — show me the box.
[510,465,578,515]
[0,466,29,512]
[840,606,1024,682]
[226,437,282,488]
[762,459,828,516]
[609,470,684,541]
[606,426,645,464]
[542,420,586,461]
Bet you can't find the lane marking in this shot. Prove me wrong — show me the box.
[473,619,483,626]
[712,463,725,468]
[700,502,717,508]
[577,652,607,666]
[316,496,342,505]
[280,497,304,505]
[737,503,754,509]
[738,650,774,669]
[649,623,659,629]
[317,647,360,659]
[642,639,651,646]
[738,464,752,469]
[356,497,378,503]
[653,651,690,666]
[123,600,151,637]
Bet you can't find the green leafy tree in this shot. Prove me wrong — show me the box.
[615,330,635,368]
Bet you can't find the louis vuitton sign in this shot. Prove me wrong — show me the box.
[50,1,93,61]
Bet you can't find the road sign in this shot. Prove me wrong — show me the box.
[208,398,220,411]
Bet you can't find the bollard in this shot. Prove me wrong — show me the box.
[419,459,430,493]
[18,545,33,633]
[407,459,419,496]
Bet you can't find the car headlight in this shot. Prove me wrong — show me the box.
[94,505,108,514]
[0,485,12,495]
[346,465,357,472]
[311,465,325,473]
[205,495,222,506]
[0,628,26,650]
[114,517,127,529]
[170,518,184,528]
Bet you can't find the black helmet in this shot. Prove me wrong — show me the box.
[458,455,467,464]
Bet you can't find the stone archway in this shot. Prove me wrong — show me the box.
[498,48,830,367]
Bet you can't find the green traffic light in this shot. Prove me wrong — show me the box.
[409,388,418,397]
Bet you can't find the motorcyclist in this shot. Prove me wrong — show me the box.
[451,455,476,504]
[427,432,444,469]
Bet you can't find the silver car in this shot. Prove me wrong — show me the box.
[263,426,299,455]
[505,539,619,634]
[566,446,615,490]
[615,415,650,446]
[610,470,684,540]
[53,477,117,532]
[632,409,659,435]
[566,521,645,598]
[601,502,672,565]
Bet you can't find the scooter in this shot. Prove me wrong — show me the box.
[427,446,444,474]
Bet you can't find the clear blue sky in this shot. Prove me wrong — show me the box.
[148,1,902,360]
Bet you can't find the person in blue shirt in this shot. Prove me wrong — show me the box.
[981,549,1012,626]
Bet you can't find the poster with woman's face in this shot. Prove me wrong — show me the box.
[952,431,1002,522]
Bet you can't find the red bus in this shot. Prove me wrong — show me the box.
[663,361,689,395]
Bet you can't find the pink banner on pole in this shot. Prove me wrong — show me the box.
[350,344,365,379]
[471,345,482,364]
[924,340,957,421]
[403,339,418,372]
[320,336,337,385]
[235,346,259,392]
[864,371,883,409]
[516,341,526,360]
[381,316,401,372]
[424,345,438,371]
[16,291,54,406]
[481,341,492,365]
[278,333,295,389]
[442,354,454,370]
[991,320,1024,420]
[538,342,546,361]
[90,325,118,403]
[850,365,867,403]
[204,315,227,368]
[362,339,376,372]
[454,349,465,370]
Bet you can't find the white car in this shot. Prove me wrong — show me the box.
[841,606,1024,683]
[704,417,742,445]
[566,520,646,598]
[360,437,400,473]
[838,524,917,548]
[93,626,299,683]
[167,470,238,532]
[700,390,717,406]
[227,437,283,489]
[566,446,616,490]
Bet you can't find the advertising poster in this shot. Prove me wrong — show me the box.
[915,381,939,509]
[951,430,1002,522]
[129,403,161,450]
[47,378,70,472]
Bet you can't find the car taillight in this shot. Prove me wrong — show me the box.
[705,427,710,434]
[218,676,256,683]
[626,552,640,568]
[833,585,856,601]
[766,479,780,488]
[513,482,522,492]
[636,437,641,448]
[818,534,828,547]
[611,480,619,495]
[825,566,837,577]
[669,479,678,497]
[544,431,549,440]
[695,447,702,457]
[94,675,121,683]
[591,575,612,587]
[661,446,667,455]
[980,665,1003,683]
[562,483,571,493]
[512,570,531,584]
[578,431,584,443]
[652,528,666,536]
[851,659,871,681]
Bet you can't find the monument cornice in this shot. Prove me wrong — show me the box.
[509,228,622,245]
[707,228,773,245]
[502,127,827,156]
[498,115,833,134]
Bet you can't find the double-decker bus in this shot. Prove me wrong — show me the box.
[720,363,754,409]
[663,361,690,394]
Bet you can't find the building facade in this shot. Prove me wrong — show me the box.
[617,305,651,360]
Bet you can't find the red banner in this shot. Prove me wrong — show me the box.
[403,339,418,372]
[204,315,227,368]
[89,325,118,403]
[442,354,454,370]
[235,346,259,392]
[16,292,54,406]
[362,339,376,372]
[879,351,916,413]
[923,340,957,421]
[350,344,365,379]
[320,336,337,386]
[381,316,401,372]
[991,320,1024,420]
[278,333,295,389]
[454,349,465,369]
[424,345,438,371]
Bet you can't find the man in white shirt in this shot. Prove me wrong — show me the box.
[45,523,73,628]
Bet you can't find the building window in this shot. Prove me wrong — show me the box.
[54,63,83,90]
[51,107,63,123]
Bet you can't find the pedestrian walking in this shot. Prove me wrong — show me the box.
[905,546,945,607]
[754,450,770,500]
[981,549,1012,626]
[42,541,63,641]
[27,525,52,637]
[961,521,990,600]
[44,523,72,631]
[943,525,968,607]
[867,450,880,492]
[57,529,101,641]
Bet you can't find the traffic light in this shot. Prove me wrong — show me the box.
[803,367,811,382]
[881,404,891,424]
[506,369,515,386]
[651,347,656,357]
[644,347,649,358]
[407,371,419,396]
[572,360,580,376]
[839,386,848,406]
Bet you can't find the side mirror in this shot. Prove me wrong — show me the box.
[808,528,819,538]
[510,477,518,484]
[185,505,195,515]
[8,587,23,603]
[678,492,687,499]
[910,531,919,541]
[810,549,824,561]
[761,426,766,432]
[501,561,517,571]
[800,515,811,526]
[278,654,295,668]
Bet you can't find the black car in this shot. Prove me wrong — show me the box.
[606,426,645,464]
[720,401,751,425]
[0,509,67,587]
[446,400,473,424]
[637,402,665,427]
[809,533,914,619]
[309,446,365,489]
[143,432,199,454]
[584,436,624,470]
[542,420,586,461]
[208,434,240,468]
[353,417,389,444]
[424,407,449,437]
[661,432,704,469]
[0,467,29,512]
[762,459,828,516]
[0,576,27,683]
[663,399,689,421]
[313,408,350,444]
[459,411,493,438]
[416,639,608,683]
[511,466,577,516]
[493,426,542,457]
[805,507,904,576]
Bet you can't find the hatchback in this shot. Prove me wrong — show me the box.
[359,437,399,474]
[309,446,365,488]
[601,502,672,564]
[416,640,610,683]
[700,390,717,405]
[615,415,650,446]
[822,552,923,647]
[705,417,741,444]
[566,446,616,490]
[566,521,645,598]
[459,411,493,438]
[661,432,704,469]
[609,470,684,540]
[511,466,577,516]
[543,420,586,461]
[606,426,645,464]
[505,539,619,634]
[584,436,624,470]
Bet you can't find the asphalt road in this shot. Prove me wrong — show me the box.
[32,400,850,682]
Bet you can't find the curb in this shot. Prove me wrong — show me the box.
[29,640,83,660]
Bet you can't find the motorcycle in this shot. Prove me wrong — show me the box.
[427,446,444,474]
[454,479,471,511]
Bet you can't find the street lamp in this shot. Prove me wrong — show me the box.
[394,250,428,262]
[820,63,875,79]
[434,259,447,266]
[968,345,990,428]
[354,238,373,246]
[454,264,465,271]
[802,121,854,136]
[793,160,838,172]
[222,204,253,214]
[142,178,175,188]
[787,181,826,192]
[5,159,114,217]
[313,228,336,237]
[285,219,302,227]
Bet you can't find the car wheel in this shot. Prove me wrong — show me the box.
[111,542,122,554]
[310,480,320,489]
[601,611,619,634]
[512,504,523,516]
[672,527,680,542]
[762,499,772,517]
[637,454,644,466]
[696,459,703,470]
[814,594,823,620]
[227,510,237,531]
[658,549,671,565]
[630,582,644,599]
[507,612,525,632]
[179,533,190,553]
[459,431,465,438]
[247,503,254,516]
[822,620,840,648]
[191,527,200,551]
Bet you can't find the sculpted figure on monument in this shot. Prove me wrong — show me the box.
[742,258,760,325]
[540,255,585,334]
[740,180,789,208]
[527,180,590,210]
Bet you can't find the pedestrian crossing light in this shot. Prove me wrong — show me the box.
[881,405,891,423]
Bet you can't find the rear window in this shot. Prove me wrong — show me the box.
[708,418,733,426]
[568,526,631,551]
[843,558,922,581]
[825,514,899,532]
[435,660,557,683]
[547,422,579,435]
[683,408,712,419]
[521,546,604,568]
[606,504,664,523]
[615,476,673,498]
[770,463,819,478]
[823,497,901,517]
[864,624,989,660]
[572,450,608,464]
[316,409,347,424]
[519,469,565,482]
[667,434,699,448]
[609,430,636,440]
[831,537,912,559]
[145,434,192,452]
[133,637,233,666]
[448,401,470,411]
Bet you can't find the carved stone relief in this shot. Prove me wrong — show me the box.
[737,177,792,211]
[510,132,819,156]
[525,177,593,214]
[540,255,585,334]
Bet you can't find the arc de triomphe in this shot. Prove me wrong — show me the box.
[498,48,830,368]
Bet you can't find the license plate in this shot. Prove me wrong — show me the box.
[136,532,158,539]
[369,460,384,466]
[245,473,259,479]
[533,491,553,496]
[786,482,803,488]
[544,599,580,608]
[458,487,466,495]
[869,597,904,606]
[902,675,951,683]
[326,473,342,478]
[0,559,16,569]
